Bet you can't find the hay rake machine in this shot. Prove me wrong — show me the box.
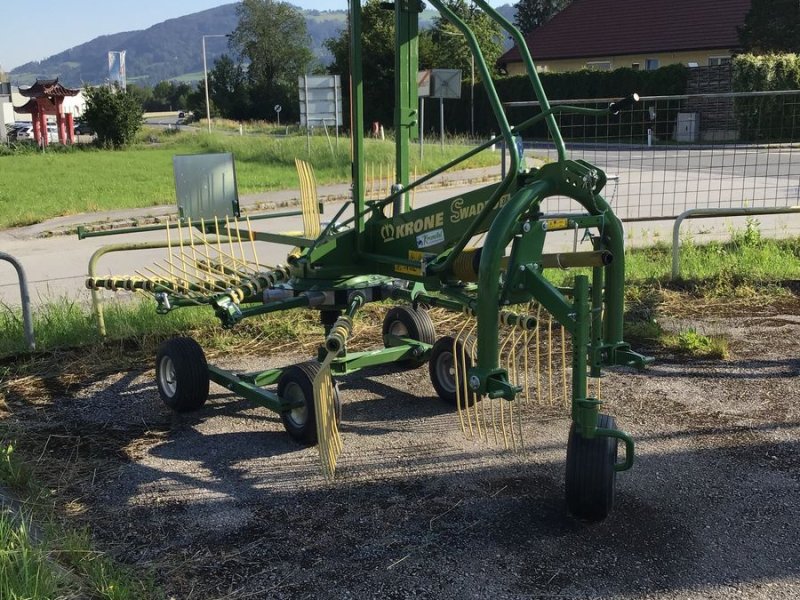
[84,0,651,520]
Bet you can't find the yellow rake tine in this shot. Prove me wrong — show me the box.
[465,321,484,440]
[535,304,542,404]
[139,266,192,297]
[234,216,250,266]
[246,215,261,272]
[454,313,472,436]
[176,219,189,279]
[165,217,175,279]
[548,314,554,406]
[197,218,217,280]
[186,218,202,280]
[143,261,210,295]
[561,325,568,408]
[156,253,230,292]
[172,248,239,288]
[224,215,240,271]
[499,326,517,448]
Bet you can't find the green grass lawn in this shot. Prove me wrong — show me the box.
[0,131,499,229]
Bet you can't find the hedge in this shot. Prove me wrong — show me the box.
[732,54,800,141]
[438,64,689,138]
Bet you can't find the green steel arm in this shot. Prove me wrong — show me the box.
[471,0,567,162]
[425,0,520,276]
[474,179,554,397]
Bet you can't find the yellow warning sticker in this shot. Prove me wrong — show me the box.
[544,218,570,231]
[395,264,423,276]
[394,250,429,277]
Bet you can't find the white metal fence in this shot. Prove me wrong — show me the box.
[505,90,800,221]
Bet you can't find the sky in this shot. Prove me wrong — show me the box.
[1,0,507,71]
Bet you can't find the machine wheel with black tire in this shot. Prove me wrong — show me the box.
[381,306,436,369]
[155,337,210,412]
[565,413,618,521]
[429,336,478,407]
[278,361,341,446]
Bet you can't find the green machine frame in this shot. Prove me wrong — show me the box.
[84,0,651,520]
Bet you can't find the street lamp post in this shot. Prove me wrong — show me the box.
[202,34,227,134]
[470,53,475,137]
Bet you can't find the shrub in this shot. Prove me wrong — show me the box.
[83,85,144,148]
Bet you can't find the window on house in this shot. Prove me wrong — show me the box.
[586,61,611,71]
[645,58,660,71]
[631,63,641,70]
[708,56,731,66]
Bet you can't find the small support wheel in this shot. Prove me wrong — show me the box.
[382,306,436,369]
[155,337,210,413]
[429,336,478,407]
[565,413,618,521]
[278,362,341,446]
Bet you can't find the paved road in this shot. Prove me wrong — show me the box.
[2,148,799,307]
[532,145,800,219]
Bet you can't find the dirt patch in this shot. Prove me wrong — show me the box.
[1,298,799,599]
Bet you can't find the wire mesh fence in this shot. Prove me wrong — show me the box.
[506,91,800,221]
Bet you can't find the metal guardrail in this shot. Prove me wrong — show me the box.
[0,252,35,351]
[671,206,800,280]
[87,241,174,336]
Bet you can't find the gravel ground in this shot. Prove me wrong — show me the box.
[2,299,799,599]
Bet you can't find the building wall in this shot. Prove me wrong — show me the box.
[506,49,734,75]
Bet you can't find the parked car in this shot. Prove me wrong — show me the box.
[73,121,95,136]
[6,122,31,140]
[16,125,59,143]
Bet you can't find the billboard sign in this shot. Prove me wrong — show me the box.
[108,51,127,90]
[299,75,343,128]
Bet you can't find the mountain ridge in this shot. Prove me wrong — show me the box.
[9,3,516,87]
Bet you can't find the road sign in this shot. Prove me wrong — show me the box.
[430,69,462,99]
[299,75,343,128]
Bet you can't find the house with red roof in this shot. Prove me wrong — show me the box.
[498,0,752,74]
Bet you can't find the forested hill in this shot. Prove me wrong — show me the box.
[9,3,515,87]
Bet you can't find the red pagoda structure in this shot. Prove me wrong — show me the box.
[15,78,80,146]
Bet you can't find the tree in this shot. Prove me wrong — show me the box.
[427,1,504,75]
[324,0,397,125]
[738,0,800,53]
[514,0,571,35]
[325,0,502,125]
[83,85,144,148]
[229,0,313,114]
[209,54,252,121]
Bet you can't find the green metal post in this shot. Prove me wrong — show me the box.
[395,0,419,214]
[350,0,367,255]
[591,263,604,379]
[571,275,596,433]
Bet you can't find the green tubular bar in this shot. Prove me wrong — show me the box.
[471,0,566,161]
[208,365,294,412]
[469,181,553,398]
[425,0,520,276]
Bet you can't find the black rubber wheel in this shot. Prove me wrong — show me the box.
[382,306,437,369]
[429,336,478,407]
[155,337,210,413]
[565,413,618,521]
[278,362,341,446]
